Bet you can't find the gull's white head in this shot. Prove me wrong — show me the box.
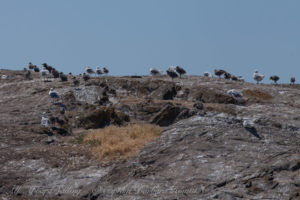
[242,118,250,127]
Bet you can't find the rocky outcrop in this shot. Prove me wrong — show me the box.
[193,87,245,104]
[151,103,194,126]
[78,107,130,129]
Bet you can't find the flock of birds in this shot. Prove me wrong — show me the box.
[0,62,297,85]
[150,66,296,85]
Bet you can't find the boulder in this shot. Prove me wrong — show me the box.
[193,87,245,105]
[151,85,181,100]
[78,107,130,129]
[151,103,194,126]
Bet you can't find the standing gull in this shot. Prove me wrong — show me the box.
[270,75,280,84]
[166,67,179,81]
[102,67,109,75]
[175,66,186,78]
[40,67,50,82]
[95,67,103,77]
[85,66,95,76]
[253,70,264,84]
[41,112,50,127]
[214,69,226,78]
[290,77,296,85]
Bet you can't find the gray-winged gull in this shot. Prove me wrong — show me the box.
[85,66,95,76]
[96,67,103,76]
[41,112,50,127]
[242,118,261,139]
[253,70,264,84]
[49,88,60,103]
[166,67,179,81]
[203,72,212,77]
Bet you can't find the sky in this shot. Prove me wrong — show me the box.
[0,0,299,83]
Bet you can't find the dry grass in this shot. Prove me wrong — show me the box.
[83,124,163,161]
[243,89,273,101]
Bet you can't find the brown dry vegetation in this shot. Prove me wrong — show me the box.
[243,89,273,101]
[204,103,237,116]
[83,124,163,161]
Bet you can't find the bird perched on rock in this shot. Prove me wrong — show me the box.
[41,112,50,127]
[59,72,68,82]
[203,72,212,77]
[102,67,109,75]
[227,89,243,98]
[150,68,161,76]
[290,77,296,85]
[95,67,103,77]
[40,67,50,82]
[270,75,280,84]
[224,72,231,80]
[83,73,90,82]
[51,68,60,78]
[214,69,226,78]
[72,77,80,87]
[49,88,60,103]
[242,118,261,139]
[1,75,8,79]
[85,66,95,76]
[166,67,179,81]
[175,66,186,78]
[33,66,40,72]
[42,63,53,73]
[28,62,36,71]
[253,70,264,84]
[231,75,238,81]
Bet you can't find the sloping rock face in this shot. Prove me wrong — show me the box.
[150,103,194,126]
[87,113,300,199]
[78,108,130,129]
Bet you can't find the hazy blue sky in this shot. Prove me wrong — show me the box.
[0,0,299,83]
